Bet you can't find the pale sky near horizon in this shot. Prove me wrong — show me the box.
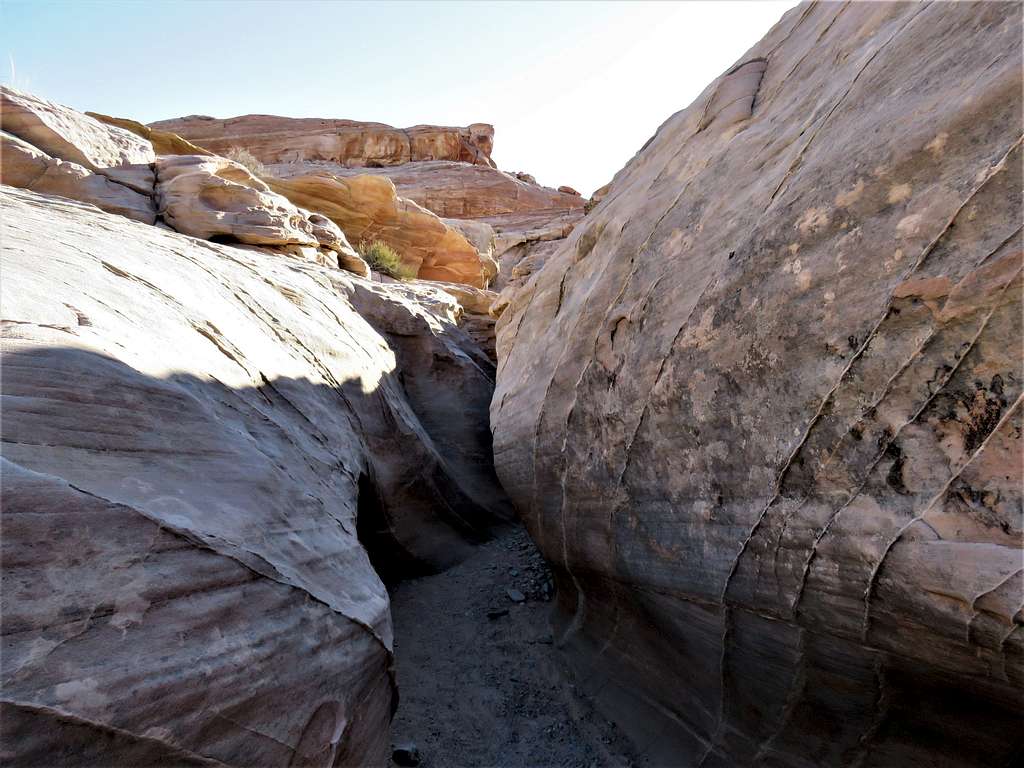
[2,0,797,196]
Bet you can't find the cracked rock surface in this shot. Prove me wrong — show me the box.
[491,3,1023,766]
[0,185,511,766]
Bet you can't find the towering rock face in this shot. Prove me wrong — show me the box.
[491,3,1023,766]
[1,185,511,765]
[148,114,496,168]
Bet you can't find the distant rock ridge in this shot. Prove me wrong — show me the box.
[148,113,497,168]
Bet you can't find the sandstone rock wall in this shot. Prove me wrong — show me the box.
[148,114,496,168]
[1,185,511,765]
[491,3,1024,765]
[266,172,497,287]
[268,159,584,224]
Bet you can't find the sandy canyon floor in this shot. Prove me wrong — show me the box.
[390,526,644,768]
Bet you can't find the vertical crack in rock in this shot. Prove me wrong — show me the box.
[861,392,1024,641]
[764,2,932,209]
[724,135,1024,606]
[492,3,1023,764]
[791,264,1023,617]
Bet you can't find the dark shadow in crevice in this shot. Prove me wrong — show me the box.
[356,471,431,588]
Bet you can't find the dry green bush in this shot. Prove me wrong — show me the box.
[358,240,416,280]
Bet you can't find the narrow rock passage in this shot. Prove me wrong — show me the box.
[389,526,642,768]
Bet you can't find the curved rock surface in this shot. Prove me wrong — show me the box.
[86,111,214,157]
[2,85,155,194]
[148,114,495,168]
[492,3,1023,766]
[155,154,321,247]
[1,130,155,223]
[267,172,496,287]
[1,185,511,766]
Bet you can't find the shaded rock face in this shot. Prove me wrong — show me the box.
[148,114,496,168]
[491,3,1023,766]
[1,185,511,765]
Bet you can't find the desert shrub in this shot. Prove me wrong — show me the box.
[224,146,266,177]
[358,239,416,280]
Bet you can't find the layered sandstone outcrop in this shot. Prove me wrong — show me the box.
[1,185,511,766]
[152,109,587,292]
[492,3,1024,766]
[148,114,496,168]
[268,160,584,226]
[266,172,496,287]
[155,154,322,247]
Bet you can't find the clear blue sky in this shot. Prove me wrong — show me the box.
[2,1,796,195]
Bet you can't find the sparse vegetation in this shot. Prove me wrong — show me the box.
[358,239,417,280]
[225,146,266,177]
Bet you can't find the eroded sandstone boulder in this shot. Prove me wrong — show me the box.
[1,184,511,766]
[155,154,320,248]
[266,172,493,287]
[1,131,155,223]
[492,3,1023,766]
[148,114,496,168]
[1,85,155,194]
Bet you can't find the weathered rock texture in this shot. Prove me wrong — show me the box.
[266,172,496,287]
[267,161,586,294]
[492,3,1024,766]
[268,160,584,227]
[155,154,320,246]
[2,85,155,194]
[148,114,496,168]
[1,130,155,223]
[1,185,511,765]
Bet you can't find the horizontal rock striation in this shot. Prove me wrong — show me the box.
[148,114,496,168]
[491,2,1024,766]
[268,159,585,226]
[1,185,511,766]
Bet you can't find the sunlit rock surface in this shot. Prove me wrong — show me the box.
[2,85,155,194]
[1,185,511,766]
[148,114,496,168]
[266,172,495,287]
[491,3,1024,765]
[0,130,155,224]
